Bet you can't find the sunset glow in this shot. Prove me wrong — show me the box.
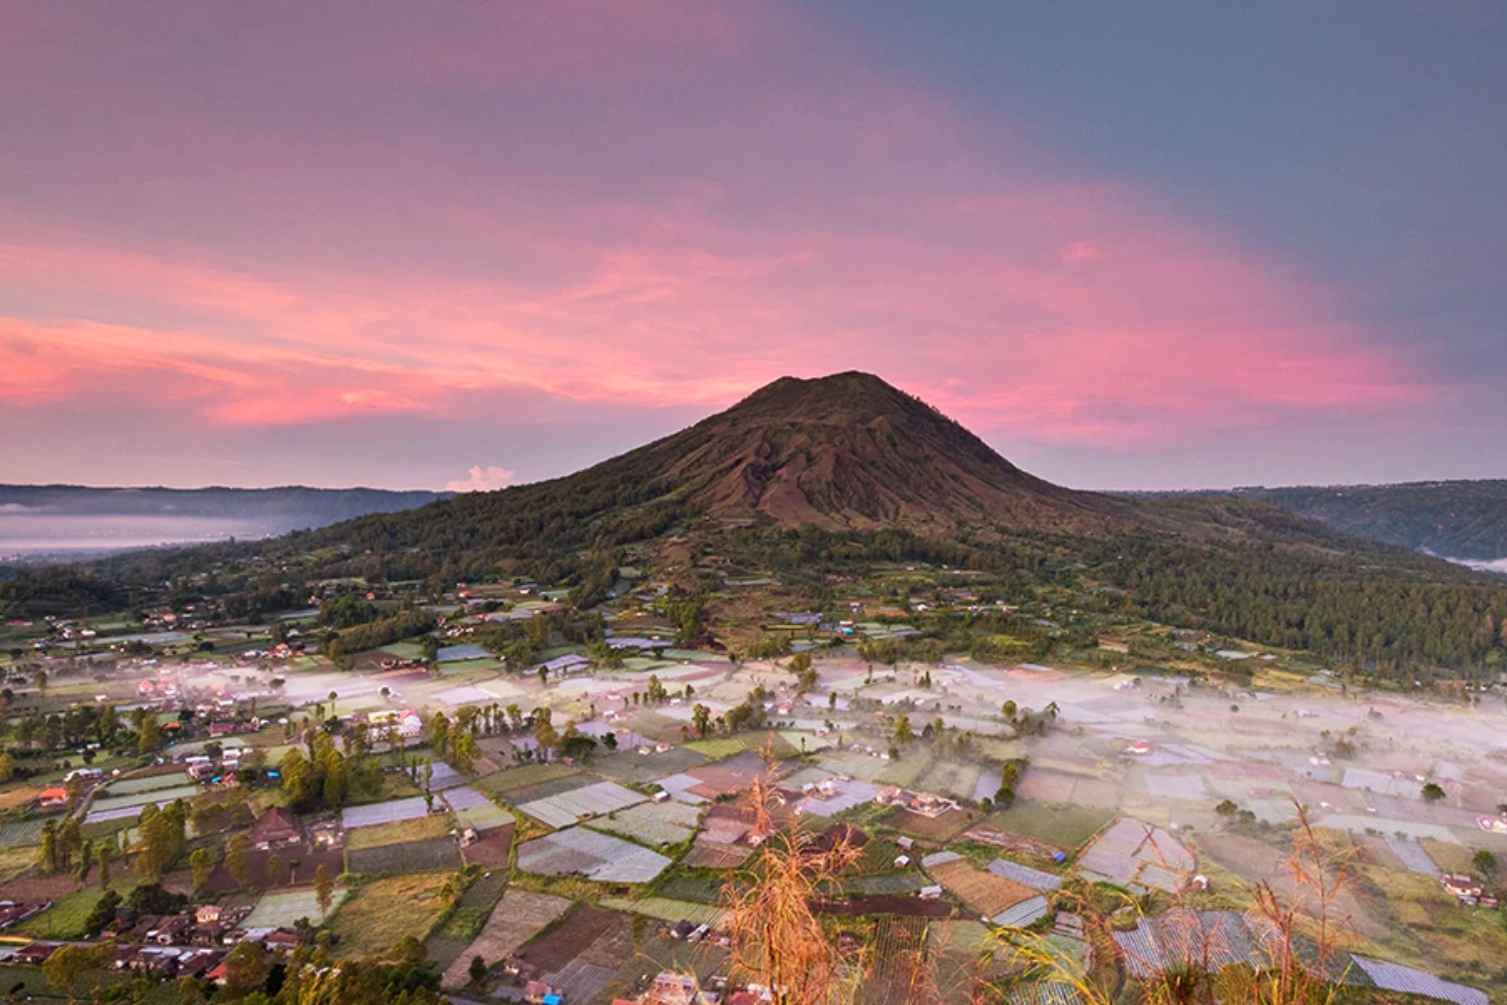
[4,2,1502,490]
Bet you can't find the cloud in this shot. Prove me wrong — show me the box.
[0,1,1462,486]
[445,465,517,493]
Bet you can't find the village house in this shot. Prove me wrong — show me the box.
[36,786,70,810]
[250,805,303,850]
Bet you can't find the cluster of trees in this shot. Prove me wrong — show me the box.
[994,756,1029,808]
[135,801,191,880]
[1104,537,1507,678]
[425,709,481,772]
[325,608,436,668]
[0,567,129,617]
[279,730,382,811]
[9,701,122,752]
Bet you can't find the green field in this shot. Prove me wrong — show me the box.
[475,762,581,794]
[244,884,348,927]
[15,886,109,939]
[979,801,1114,851]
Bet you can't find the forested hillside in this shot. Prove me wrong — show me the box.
[1228,481,1507,561]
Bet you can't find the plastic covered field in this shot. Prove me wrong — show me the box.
[515,779,645,827]
[515,826,671,883]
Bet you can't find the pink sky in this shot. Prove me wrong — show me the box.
[3,2,1499,491]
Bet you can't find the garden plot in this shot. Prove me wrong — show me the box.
[1341,767,1430,800]
[1076,818,1194,893]
[434,684,495,706]
[1143,772,1209,802]
[516,826,671,883]
[426,760,466,790]
[986,859,1063,892]
[1317,814,1458,843]
[442,785,512,832]
[592,800,700,846]
[1385,836,1441,876]
[516,779,646,828]
[796,779,881,817]
[85,783,200,823]
[654,773,709,804]
[817,750,892,783]
[440,888,572,989]
[595,746,708,785]
[599,896,725,927]
[437,643,489,662]
[915,761,985,802]
[244,885,347,927]
[926,855,1038,922]
[105,771,192,796]
[341,795,430,830]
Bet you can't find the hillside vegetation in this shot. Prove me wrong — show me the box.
[6,373,1506,678]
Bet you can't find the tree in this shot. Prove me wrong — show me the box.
[226,833,252,889]
[450,730,478,773]
[138,714,162,754]
[468,955,488,985]
[43,940,114,1002]
[266,852,285,888]
[37,820,58,874]
[220,940,270,999]
[692,703,713,738]
[1001,699,1017,721]
[315,863,335,918]
[1473,849,1497,879]
[892,714,914,745]
[190,847,215,893]
[1421,781,1447,803]
[96,841,112,888]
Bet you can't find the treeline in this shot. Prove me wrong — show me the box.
[1100,538,1507,679]
[0,567,130,617]
[327,608,435,657]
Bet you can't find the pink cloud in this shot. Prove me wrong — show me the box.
[0,1,1435,469]
[446,465,518,493]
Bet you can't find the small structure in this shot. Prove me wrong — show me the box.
[250,806,303,850]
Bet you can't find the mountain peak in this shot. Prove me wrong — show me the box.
[632,371,1126,532]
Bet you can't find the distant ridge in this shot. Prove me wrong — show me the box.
[1140,480,1507,562]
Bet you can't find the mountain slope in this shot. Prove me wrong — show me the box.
[89,373,1448,578]
[627,372,1131,533]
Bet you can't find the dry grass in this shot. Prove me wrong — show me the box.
[720,749,869,1005]
[994,802,1355,1005]
[345,811,452,850]
[328,871,454,959]
[928,859,1035,917]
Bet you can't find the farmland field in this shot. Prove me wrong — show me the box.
[475,762,581,795]
[105,771,193,796]
[341,795,430,830]
[439,887,572,988]
[914,760,984,802]
[346,811,453,850]
[884,807,978,843]
[598,895,726,926]
[516,826,672,883]
[244,884,348,927]
[329,872,455,958]
[592,800,700,846]
[979,801,1114,852]
[928,858,1035,917]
